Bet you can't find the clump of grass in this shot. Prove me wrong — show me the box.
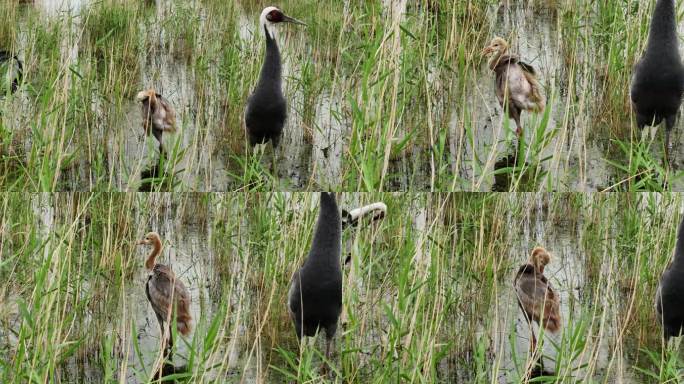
[0,2,19,51]
[604,139,684,191]
[83,0,142,99]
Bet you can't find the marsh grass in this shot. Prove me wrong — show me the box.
[1,192,683,382]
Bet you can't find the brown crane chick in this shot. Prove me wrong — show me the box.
[137,232,192,358]
[136,89,176,153]
[514,246,561,352]
[482,37,546,137]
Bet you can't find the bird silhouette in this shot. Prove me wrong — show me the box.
[288,192,342,374]
[656,215,684,341]
[631,0,684,163]
[482,37,546,137]
[245,6,305,149]
[137,232,192,359]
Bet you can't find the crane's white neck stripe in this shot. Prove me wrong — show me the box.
[259,6,279,40]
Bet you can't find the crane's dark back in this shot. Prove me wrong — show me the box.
[657,215,684,339]
[631,0,684,127]
[288,192,342,339]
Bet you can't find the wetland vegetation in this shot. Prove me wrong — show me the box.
[0,192,682,382]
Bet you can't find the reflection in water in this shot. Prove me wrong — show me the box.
[35,0,88,16]
[491,152,534,192]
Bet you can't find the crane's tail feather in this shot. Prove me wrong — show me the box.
[543,312,561,333]
[523,71,546,113]
[176,298,192,336]
[177,319,192,336]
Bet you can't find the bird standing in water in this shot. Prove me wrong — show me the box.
[631,0,684,164]
[514,247,561,354]
[136,89,176,154]
[482,37,546,137]
[288,192,343,374]
[245,6,305,149]
[137,232,192,358]
[656,216,684,341]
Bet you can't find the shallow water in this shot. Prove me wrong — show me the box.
[453,4,608,192]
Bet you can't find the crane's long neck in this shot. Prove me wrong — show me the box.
[348,202,387,221]
[306,192,341,269]
[488,48,508,71]
[258,24,282,90]
[645,0,680,58]
[145,239,163,270]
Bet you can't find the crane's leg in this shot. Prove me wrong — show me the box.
[665,115,677,167]
[517,302,541,379]
[325,335,334,361]
[271,134,281,151]
[510,108,523,137]
[508,108,523,164]
[270,144,278,178]
[321,325,337,377]
[152,129,165,156]
[320,335,333,376]
[168,327,174,357]
[156,315,173,360]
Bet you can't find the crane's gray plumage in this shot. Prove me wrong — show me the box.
[146,264,192,337]
[631,0,684,160]
[136,89,176,154]
[482,37,545,137]
[656,216,684,340]
[245,7,304,148]
[288,192,342,364]
[138,232,192,357]
[514,247,561,335]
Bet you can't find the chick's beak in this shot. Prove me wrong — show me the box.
[136,239,146,245]
[282,15,307,26]
[482,46,494,55]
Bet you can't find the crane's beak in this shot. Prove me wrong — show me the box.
[136,239,146,245]
[481,46,494,56]
[282,15,306,26]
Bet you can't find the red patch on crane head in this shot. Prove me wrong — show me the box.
[266,9,284,23]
